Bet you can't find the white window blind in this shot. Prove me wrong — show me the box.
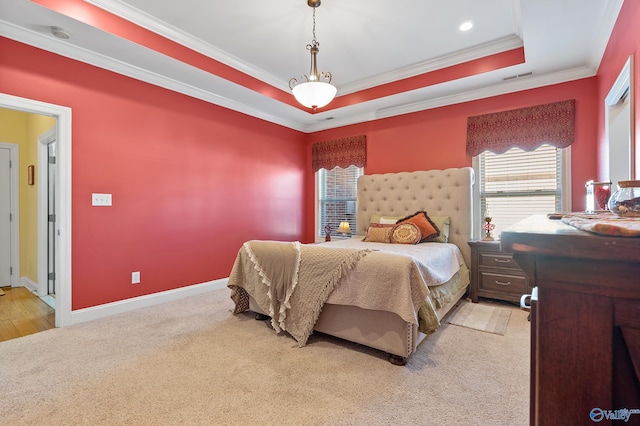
[317,165,362,237]
[479,144,563,237]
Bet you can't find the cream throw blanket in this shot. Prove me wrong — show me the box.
[228,241,372,347]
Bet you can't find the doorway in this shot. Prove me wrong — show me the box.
[0,93,72,327]
[605,55,635,187]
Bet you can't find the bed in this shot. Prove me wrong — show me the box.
[228,167,474,364]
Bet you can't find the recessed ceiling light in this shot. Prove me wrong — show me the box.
[459,21,473,32]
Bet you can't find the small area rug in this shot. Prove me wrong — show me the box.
[446,300,512,335]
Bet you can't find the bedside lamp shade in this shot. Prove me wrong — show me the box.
[338,221,351,235]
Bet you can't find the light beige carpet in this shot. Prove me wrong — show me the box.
[446,300,512,335]
[0,288,530,425]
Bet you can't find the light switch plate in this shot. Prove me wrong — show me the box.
[92,193,112,206]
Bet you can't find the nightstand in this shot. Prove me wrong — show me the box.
[468,240,530,303]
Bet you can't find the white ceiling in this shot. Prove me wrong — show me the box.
[0,0,623,132]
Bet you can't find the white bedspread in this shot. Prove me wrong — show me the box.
[320,237,466,324]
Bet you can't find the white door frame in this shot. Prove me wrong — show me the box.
[605,55,635,186]
[0,93,72,327]
[0,141,19,287]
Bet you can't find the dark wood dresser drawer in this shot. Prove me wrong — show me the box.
[479,252,519,268]
[468,240,530,303]
[479,271,527,295]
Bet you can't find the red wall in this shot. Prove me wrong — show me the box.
[3,1,636,310]
[596,0,640,181]
[304,79,599,241]
[0,37,306,310]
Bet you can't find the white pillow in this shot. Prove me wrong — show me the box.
[370,214,404,224]
[425,216,451,243]
[380,217,399,224]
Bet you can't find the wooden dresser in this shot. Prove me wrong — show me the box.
[468,240,530,303]
[501,215,640,426]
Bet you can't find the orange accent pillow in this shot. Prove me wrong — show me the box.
[396,211,440,243]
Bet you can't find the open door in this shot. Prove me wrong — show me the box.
[0,146,12,287]
[0,142,18,289]
[37,126,57,308]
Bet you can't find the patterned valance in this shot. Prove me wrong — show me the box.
[312,135,367,172]
[466,99,575,157]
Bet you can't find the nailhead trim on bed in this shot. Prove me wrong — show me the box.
[406,322,414,356]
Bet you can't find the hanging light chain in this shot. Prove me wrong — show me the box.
[311,7,318,47]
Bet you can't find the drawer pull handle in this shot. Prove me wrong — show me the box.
[495,280,512,286]
[493,258,511,263]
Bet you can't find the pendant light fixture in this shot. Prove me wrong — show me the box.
[289,0,337,110]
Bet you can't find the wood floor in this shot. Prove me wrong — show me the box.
[0,287,55,342]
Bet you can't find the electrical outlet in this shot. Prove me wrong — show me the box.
[132,271,140,284]
[92,193,112,206]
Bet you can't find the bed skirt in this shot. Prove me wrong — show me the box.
[247,267,469,358]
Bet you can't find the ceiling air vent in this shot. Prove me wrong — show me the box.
[503,71,534,81]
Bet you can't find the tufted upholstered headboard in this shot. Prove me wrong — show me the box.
[356,167,475,268]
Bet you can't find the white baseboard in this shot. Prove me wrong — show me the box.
[70,278,229,326]
[20,277,38,292]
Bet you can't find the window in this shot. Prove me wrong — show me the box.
[475,144,570,238]
[316,165,363,239]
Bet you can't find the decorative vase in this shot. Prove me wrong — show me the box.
[585,180,611,212]
[482,216,495,241]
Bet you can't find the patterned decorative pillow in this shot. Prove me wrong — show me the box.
[424,216,451,243]
[390,223,422,244]
[363,223,393,243]
[396,211,440,243]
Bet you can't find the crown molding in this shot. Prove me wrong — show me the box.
[338,34,524,95]
[2,0,621,135]
[0,19,308,132]
[373,66,597,120]
[86,0,288,91]
[1,17,598,134]
[86,0,526,97]
[301,65,597,133]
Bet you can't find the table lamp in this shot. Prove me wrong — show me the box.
[338,221,351,237]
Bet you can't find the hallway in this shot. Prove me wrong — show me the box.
[0,287,55,342]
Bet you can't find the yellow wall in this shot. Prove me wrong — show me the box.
[0,108,55,283]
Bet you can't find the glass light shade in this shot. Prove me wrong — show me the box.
[292,81,337,109]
